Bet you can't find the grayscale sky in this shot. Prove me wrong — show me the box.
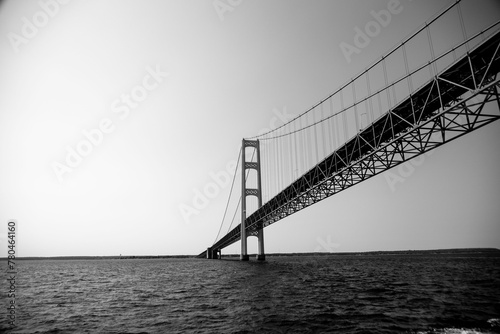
[0,0,499,257]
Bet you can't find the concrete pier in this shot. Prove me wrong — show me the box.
[206,247,220,259]
[256,228,265,261]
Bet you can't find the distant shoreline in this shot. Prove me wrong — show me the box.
[2,247,499,260]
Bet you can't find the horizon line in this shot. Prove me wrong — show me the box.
[3,247,499,260]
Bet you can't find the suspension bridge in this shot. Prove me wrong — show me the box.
[197,0,500,260]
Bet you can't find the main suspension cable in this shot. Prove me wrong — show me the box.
[212,148,242,245]
[213,145,257,245]
[246,0,464,141]
[225,149,256,234]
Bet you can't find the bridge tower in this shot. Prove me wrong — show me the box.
[240,139,265,261]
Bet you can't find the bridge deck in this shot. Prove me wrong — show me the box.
[198,29,500,258]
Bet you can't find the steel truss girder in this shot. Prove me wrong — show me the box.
[245,79,500,234]
[197,29,500,257]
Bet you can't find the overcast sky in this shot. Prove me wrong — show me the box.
[0,0,499,257]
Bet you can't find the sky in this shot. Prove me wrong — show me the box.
[0,0,499,257]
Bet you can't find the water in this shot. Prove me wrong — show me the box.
[1,253,499,333]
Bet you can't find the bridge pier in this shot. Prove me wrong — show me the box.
[256,228,265,261]
[206,247,220,259]
[240,217,249,261]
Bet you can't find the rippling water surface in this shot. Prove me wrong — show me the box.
[1,253,499,333]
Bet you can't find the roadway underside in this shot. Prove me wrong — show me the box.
[198,29,500,258]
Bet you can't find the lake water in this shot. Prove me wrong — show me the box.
[1,253,499,333]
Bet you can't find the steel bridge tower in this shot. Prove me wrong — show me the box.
[240,139,265,261]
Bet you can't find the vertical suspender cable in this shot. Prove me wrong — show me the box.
[402,43,416,125]
[366,71,376,147]
[289,131,292,185]
[340,89,348,162]
[279,136,284,192]
[300,115,306,173]
[293,124,297,181]
[329,98,335,151]
[313,107,319,165]
[382,57,395,139]
[321,103,327,158]
[457,0,469,51]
